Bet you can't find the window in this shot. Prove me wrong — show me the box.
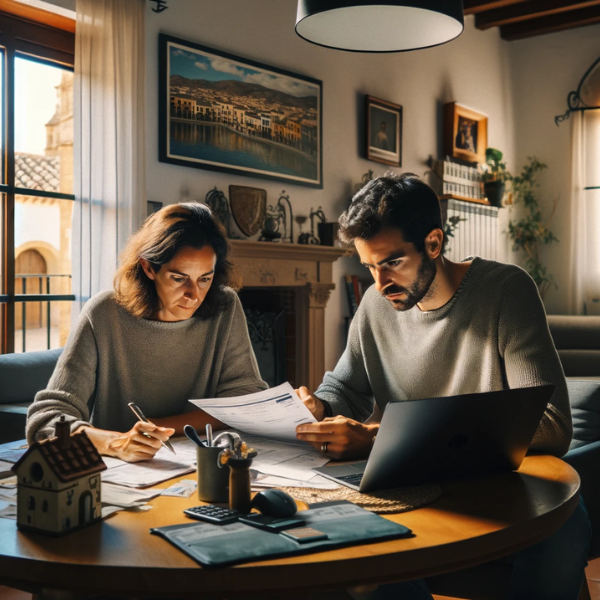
[0,6,75,353]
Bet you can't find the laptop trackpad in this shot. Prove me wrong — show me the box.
[315,462,367,477]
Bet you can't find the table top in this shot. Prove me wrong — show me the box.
[0,454,580,598]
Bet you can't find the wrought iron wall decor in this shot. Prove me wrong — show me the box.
[298,206,326,244]
[259,191,294,243]
[148,0,168,13]
[204,187,230,236]
[556,54,600,125]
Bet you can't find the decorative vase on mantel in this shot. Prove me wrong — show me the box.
[484,180,506,208]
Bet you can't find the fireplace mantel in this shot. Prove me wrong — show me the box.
[229,240,351,390]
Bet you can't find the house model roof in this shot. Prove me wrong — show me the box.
[13,430,107,483]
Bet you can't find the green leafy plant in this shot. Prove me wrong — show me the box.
[482,148,511,183]
[442,215,467,256]
[506,157,558,299]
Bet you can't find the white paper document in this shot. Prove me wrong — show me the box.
[189,382,316,442]
[101,483,163,507]
[101,441,196,488]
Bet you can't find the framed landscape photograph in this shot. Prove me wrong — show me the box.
[159,34,323,188]
[444,102,488,164]
[366,95,402,167]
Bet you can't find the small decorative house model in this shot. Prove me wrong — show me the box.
[12,417,107,536]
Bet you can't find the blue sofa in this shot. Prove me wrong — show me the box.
[0,348,62,444]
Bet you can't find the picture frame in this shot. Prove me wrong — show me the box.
[159,34,323,188]
[444,102,488,164]
[366,95,402,167]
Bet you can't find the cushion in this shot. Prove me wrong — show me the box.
[547,315,600,349]
[0,348,62,404]
[567,380,600,450]
[558,350,600,377]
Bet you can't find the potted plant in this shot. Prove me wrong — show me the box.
[507,157,558,299]
[482,148,511,207]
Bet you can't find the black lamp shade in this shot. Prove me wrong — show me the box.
[296,0,464,52]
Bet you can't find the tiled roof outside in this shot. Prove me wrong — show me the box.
[15,152,60,192]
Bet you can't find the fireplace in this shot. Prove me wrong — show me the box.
[240,288,292,387]
[229,241,349,390]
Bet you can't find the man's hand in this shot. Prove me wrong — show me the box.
[80,422,175,463]
[296,416,379,460]
[296,386,326,421]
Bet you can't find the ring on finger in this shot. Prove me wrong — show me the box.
[321,442,329,454]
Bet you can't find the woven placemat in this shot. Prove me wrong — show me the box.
[281,483,442,514]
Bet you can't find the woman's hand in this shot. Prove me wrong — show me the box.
[79,422,175,463]
[295,416,379,460]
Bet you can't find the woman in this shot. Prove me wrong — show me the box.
[26,203,267,462]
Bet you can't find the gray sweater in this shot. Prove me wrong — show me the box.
[316,258,572,457]
[26,289,267,443]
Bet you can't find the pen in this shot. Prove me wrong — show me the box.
[128,402,176,455]
[206,423,213,447]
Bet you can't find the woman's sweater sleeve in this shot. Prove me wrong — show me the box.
[26,314,99,444]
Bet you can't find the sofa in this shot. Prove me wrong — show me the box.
[0,348,62,444]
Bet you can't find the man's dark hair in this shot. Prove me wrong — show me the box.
[338,172,443,253]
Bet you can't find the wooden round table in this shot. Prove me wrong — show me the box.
[0,455,580,598]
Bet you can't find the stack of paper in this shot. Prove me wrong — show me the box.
[190,383,339,490]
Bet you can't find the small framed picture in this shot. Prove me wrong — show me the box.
[366,95,402,167]
[444,102,488,164]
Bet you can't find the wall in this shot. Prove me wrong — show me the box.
[145,1,515,372]
[509,24,600,315]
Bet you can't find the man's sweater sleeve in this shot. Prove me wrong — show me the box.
[498,269,572,457]
[26,314,98,444]
[315,312,375,422]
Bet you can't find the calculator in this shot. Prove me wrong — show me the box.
[183,505,242,525]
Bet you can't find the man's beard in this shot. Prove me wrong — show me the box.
[383,254,437,311]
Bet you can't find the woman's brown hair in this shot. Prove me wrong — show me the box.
[114,203,236,319]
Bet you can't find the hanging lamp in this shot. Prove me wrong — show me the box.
[295,0,464,53]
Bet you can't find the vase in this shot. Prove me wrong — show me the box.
[484,181,506,208]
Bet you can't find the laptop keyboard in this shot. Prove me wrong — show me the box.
[338,473,363,485]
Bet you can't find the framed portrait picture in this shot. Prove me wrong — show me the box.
[159,34,323,188]
[444,102,488,164]
[366,95,402,167]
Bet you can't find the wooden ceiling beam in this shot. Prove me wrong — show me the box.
[476,0,600,29]
[501,5,600,39]
[464,0,528,16]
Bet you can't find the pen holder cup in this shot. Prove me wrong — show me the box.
[196,446,229,503]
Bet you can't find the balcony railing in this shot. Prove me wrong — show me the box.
[15,273,75,353]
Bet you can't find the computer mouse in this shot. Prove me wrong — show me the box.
[250,489,298,517]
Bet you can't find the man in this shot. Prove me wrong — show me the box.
[295,173,590,600]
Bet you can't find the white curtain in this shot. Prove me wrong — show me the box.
[72,0,146,315]
[568,109,600,315]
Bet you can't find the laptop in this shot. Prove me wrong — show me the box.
[313,384,554,493]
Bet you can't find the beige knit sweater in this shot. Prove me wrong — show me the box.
[316,258,572,457]
[26,288,267,444]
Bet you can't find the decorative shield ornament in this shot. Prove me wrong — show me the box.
[229,185,267,237]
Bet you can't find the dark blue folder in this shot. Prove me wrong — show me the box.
[151,501,412,567]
